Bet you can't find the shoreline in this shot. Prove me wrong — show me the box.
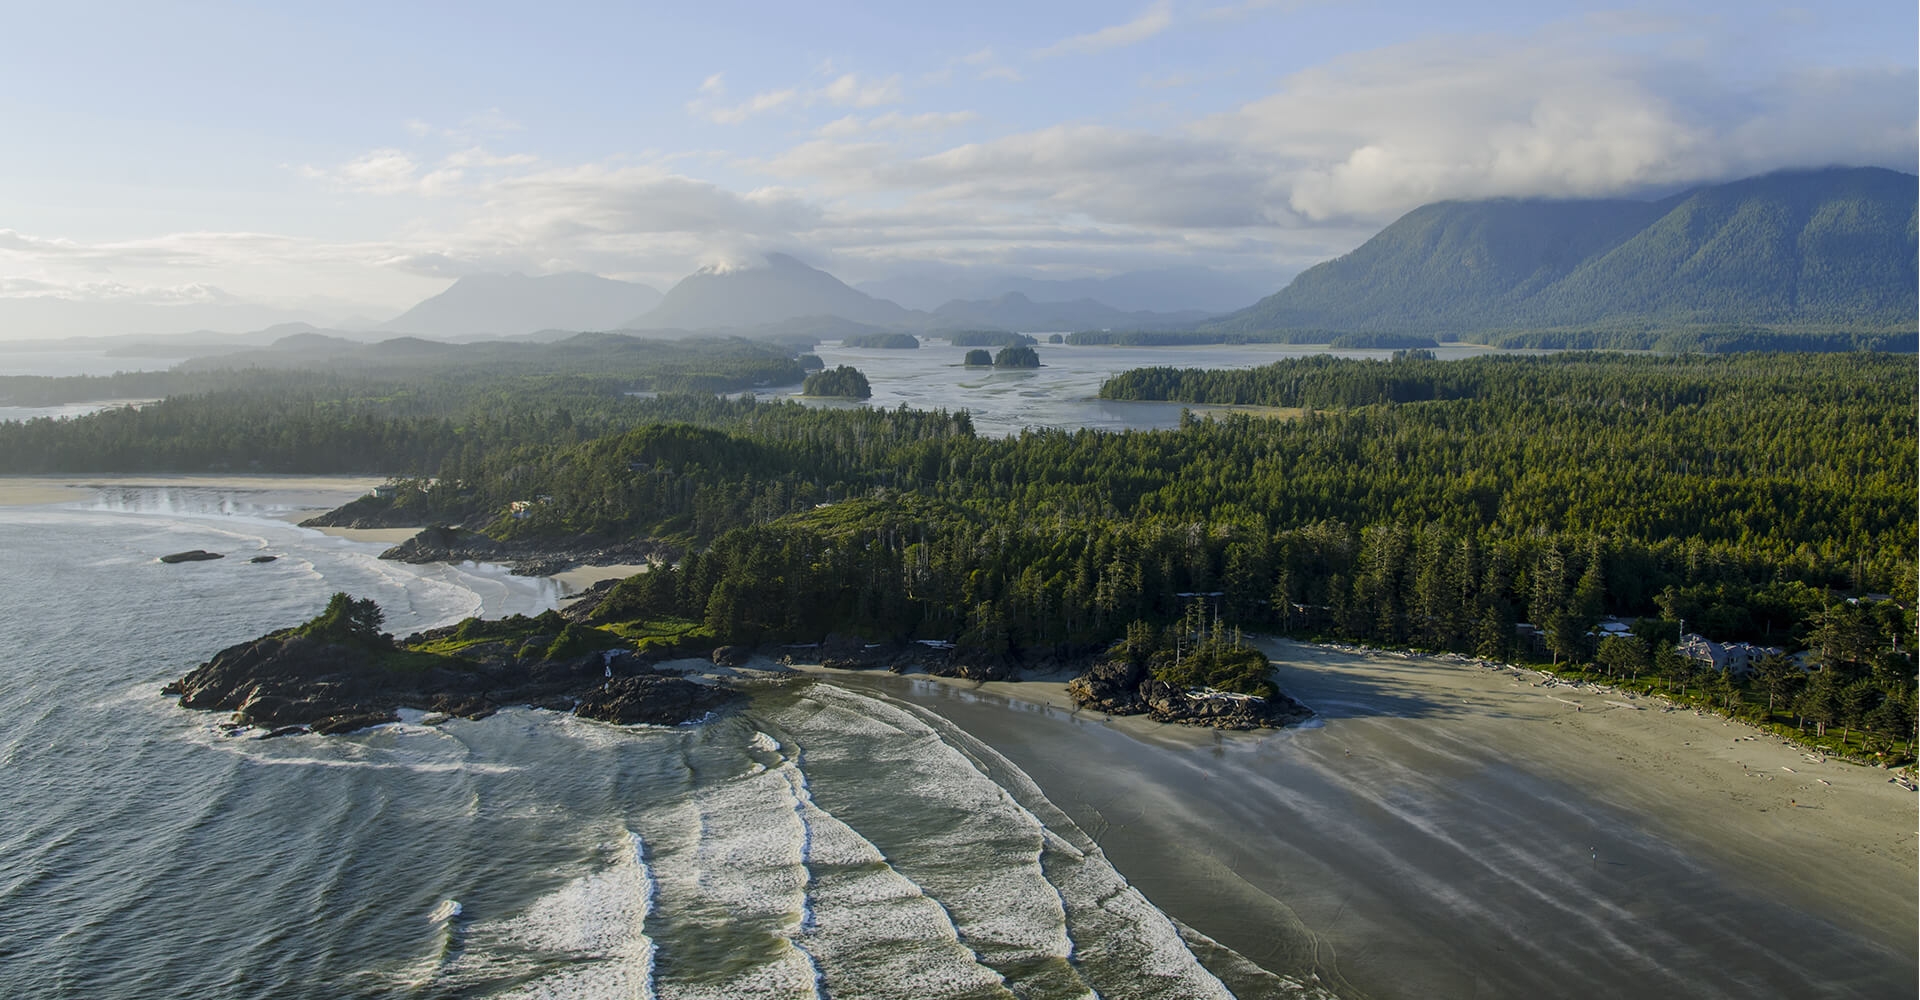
[0,476,646,601]
[0,473,384,509]
[790,640,1917,999]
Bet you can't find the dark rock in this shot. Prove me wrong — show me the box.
[574,675,740,726]
[312,712,398,735]
[1067,660,1314,730]
[381,525,504,565]
[249,555,279,563]
[1065,658,1146,713]
[378,526,675,578]
[298,493,428,529]
[167,624,732,736]
[259,725,308,740]
[559,578,624,623]
[160,549,223,563]
[711,645,753,667]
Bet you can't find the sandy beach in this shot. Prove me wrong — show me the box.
[811,639,1918,1000]
[0,473,383,509]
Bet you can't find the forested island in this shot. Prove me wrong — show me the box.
[994,345,1041,368]
[799,365,873,398]
[6,342,1914,752]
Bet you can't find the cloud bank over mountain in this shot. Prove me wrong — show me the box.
[0,3,1911,338]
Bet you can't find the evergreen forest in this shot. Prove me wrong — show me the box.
[3,346,1913,756]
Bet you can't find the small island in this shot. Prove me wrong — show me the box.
[962,349,993,367]
[841,332,920,349]
[163,592,739,734]
[801,365,873,398]
[994,345,1041,368]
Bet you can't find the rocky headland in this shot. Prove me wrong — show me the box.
[377,525,677,577]
[163,605,739,735]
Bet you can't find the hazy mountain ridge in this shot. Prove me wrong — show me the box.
[627,254,922,332]
[1213,167,1918,334]
[383,272,663,339]
[628,255,1218,334]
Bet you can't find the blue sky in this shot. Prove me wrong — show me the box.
[0,0,1913,331]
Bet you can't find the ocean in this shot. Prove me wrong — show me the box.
[4,343,1911,999]
[0,486,1313,998]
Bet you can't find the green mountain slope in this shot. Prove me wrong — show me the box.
[1215,167,1916,336]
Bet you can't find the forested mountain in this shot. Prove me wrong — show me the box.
[629,254,923,331]
[1213,167,1917,335]
[383,272,663,338]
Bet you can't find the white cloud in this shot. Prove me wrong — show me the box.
[691,71,905,124]
[820,73,904,108]
[1204,34,1917,221]
[812,111,978,138]
[16,17,1909,326]
[1037,1,1174,57]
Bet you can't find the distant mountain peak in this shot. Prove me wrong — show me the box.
[1211,166,1917,335]
[382,271,663,338]
[628,255,919,332]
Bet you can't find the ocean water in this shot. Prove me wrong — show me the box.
[779,340,1511,437]
[0,487,1314,999]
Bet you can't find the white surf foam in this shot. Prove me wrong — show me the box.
[762,687,1094,998]
[640,749,821,1000]
[782,755,1013,999]
[443,829,658,1000]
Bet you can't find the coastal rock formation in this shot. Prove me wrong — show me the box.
[710,645,754,667]
[160,549,223,563]
[1067,658,1314,730]
[298,494,427,529]
[574,674,735,725]
[164,632,739,734]
[796,634,1022,681]
[1065,658,1146,713]
[378,525,674,577]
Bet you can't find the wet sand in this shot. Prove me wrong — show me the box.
[551,563,650,596]
[0,473,381,509]
[824,640,1917,1000]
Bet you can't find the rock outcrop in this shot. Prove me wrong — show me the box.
[378,525,674,577]
[160,550,223,563]
[1067,658,1314,730]
[574,675,735,725]
[298,494,428,529]
[794,634,1024,682]
[163,632,739,735]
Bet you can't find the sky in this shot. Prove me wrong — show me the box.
[0,0,1913,334]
